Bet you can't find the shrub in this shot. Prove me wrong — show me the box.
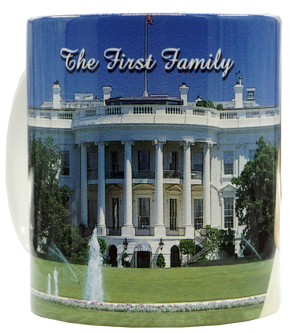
[97,238,107,254]
[198,226,235,260]
[179,239,196,255]
[122,252,130,267]
[61,226,89,260]
[156,253,166,268]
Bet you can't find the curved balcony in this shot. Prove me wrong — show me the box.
[28,105,280,130]
[72,105,280,129]
[87,169,203,183]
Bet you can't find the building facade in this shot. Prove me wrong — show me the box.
[28,79,280,268]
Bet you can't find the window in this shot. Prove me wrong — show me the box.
[192,152,203,171]
[138,198,150,229]
[138,150,150,171]
[224,151,234,175]
[192,152,203,179]
[247,90,255,100]
[169,151,178,170]
[169,198,177,230]
[112,198,119,230]
[87,152,97,180]
[224,197,234,228]
[61,151,70,176]
[111,151,120,171]
[88,199,97,229]
[194,199,203,229]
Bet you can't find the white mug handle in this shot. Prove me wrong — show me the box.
[6,71,30,253]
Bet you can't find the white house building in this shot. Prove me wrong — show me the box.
[28,78,280,268]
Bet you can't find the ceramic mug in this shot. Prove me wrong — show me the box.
[7,13,281,327]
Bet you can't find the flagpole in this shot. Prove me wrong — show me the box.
[143,17,148,97]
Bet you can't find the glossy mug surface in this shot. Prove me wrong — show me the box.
[23,14,281,327]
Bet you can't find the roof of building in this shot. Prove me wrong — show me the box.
[105,95,183,106]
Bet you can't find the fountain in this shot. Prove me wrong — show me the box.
[85,228,104,302]
[47,273,51,295]
[53,267,59,296]
[48,245,80,283]
[235,236,263,262]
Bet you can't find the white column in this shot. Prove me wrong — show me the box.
[237,143,247,175]
[182,140,194,237]
[97,141,106,235]
[153,139,166,237]
[122,140,135,236]
[80,143,88,226]
[203,142,211,226]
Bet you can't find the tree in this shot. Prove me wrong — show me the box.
[196,99,216,109]
[29,136,72,252]
[220,228,235,257]
[179,239,196,265]
[231,137,277,255]
[61,225,89,261]
[179,239,196,256]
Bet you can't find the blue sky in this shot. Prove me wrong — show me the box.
[27,14,280,107]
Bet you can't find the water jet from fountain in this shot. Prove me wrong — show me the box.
[53,267,59,296]
[47,273,51,295]
[85,228,104,302]
[48,245,80,283]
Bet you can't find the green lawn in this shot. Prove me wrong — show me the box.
[31,295,264,327]
[31,257,273,303]
[31,257,273,326]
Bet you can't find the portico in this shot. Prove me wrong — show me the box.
[79,139,210,238]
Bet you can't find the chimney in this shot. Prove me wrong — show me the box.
[179,82,189,106]
[102,86,112,105]
[234,77,244,109]
[52,81,62,109]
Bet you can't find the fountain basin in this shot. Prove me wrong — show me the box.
[31,288,266,313]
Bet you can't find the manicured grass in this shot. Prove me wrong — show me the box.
[31,295,264,327]
[31,257,273,303]
[31,257,87,300]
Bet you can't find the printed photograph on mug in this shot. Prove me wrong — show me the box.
[1,1,298,332]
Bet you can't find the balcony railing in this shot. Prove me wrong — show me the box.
[104,226,189,236]
[29,106,280,121]
[135,226,154,236]
[106,170,124,179]
[88,169,204,181]
[163,170,182,178]
[133,171,155,179]
[191,171,202,180]
[107,227,121,236]
[30,110,75,119]
[137,217,152,236]
[29,105,280,131]
[166,227,186,236]
[133,106,153,114]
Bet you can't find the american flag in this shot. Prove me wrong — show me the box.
[146,15,153,25]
